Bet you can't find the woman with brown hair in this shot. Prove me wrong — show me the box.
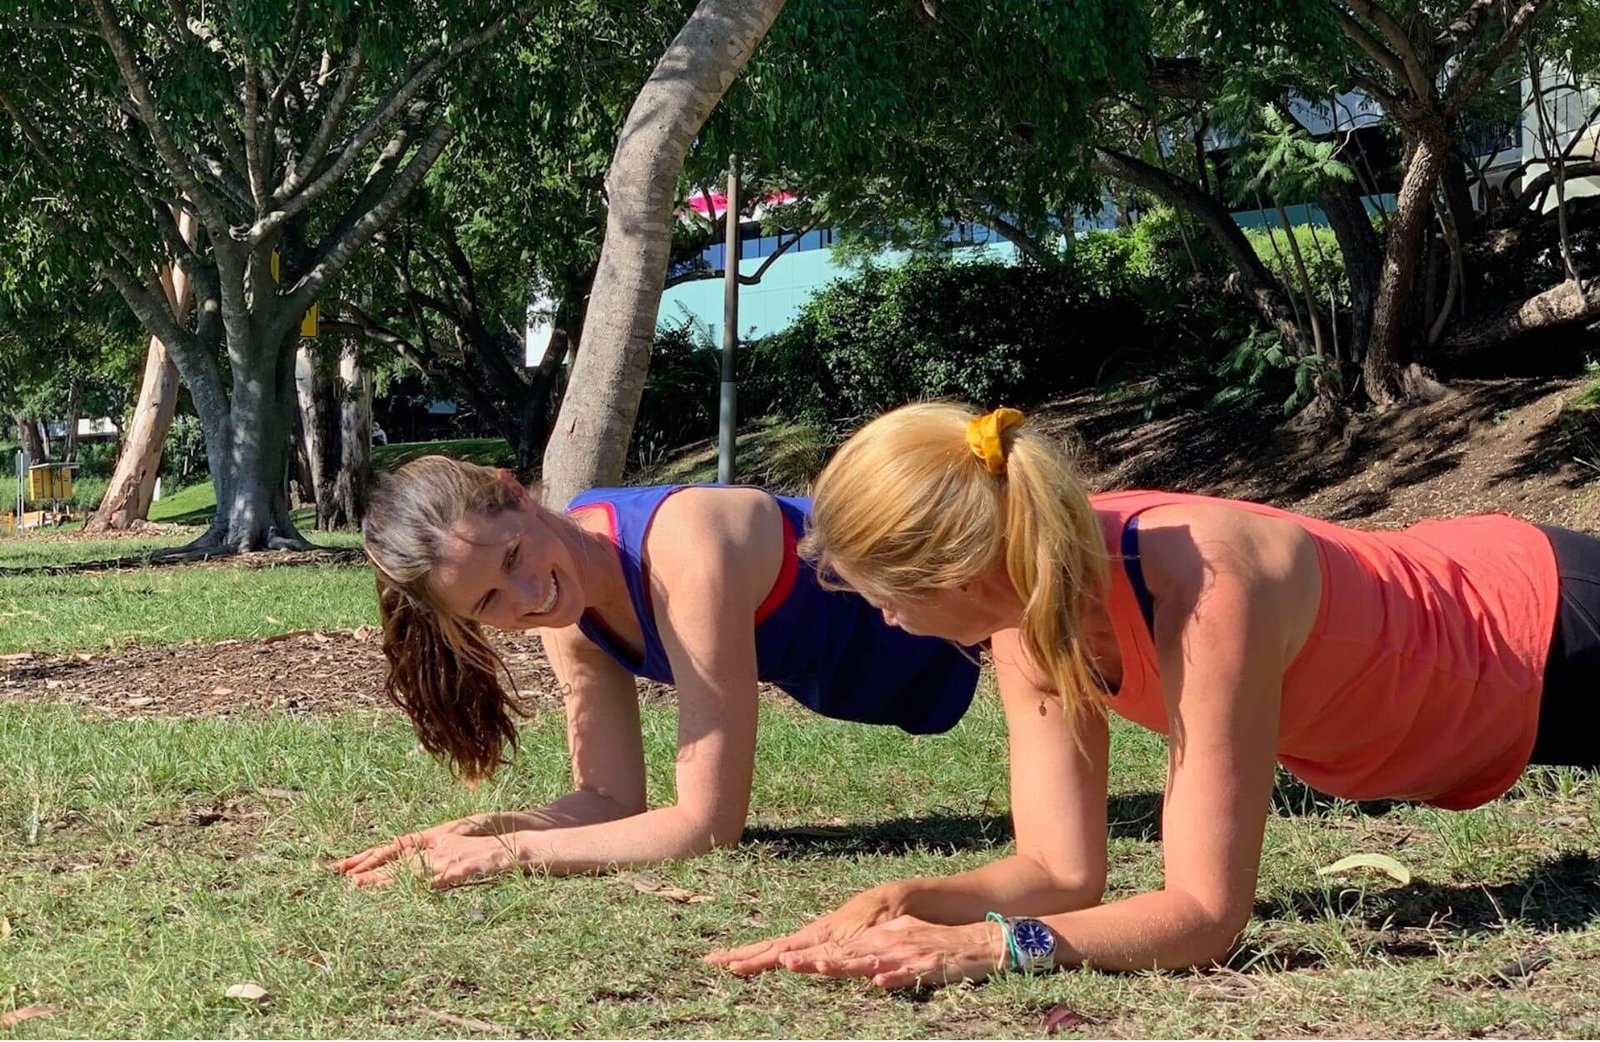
[708,401,1593,986]
[332,456,980,888]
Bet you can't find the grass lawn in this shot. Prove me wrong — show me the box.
[0,528,373,655]
[5,451,1600,1035]
[0,559,376,654]
[5,692,1600,1038]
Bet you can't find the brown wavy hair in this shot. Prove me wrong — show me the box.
[363,455,531,781]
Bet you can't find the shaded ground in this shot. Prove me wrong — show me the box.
[1052,376,1600,530]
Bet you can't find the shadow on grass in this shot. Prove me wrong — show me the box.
[742,793,1168,856]
[1237,851,1600,972]
[743,778,1425,860]
[151,505,218,526]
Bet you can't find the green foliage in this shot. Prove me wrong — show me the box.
[629,318,759,471]
[1210,328,1335,415]
[160,415,208,486]
[704,0,1153,251]
[1246,223,1350,308]
[751,252,1189,423]
[1233,106,1357,207]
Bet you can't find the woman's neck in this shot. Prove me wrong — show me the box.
[567,514,634,623]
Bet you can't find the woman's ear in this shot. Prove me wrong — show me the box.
[494,467,528,502]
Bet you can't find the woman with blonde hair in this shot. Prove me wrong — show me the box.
[332,456,980,888]
[708,401,1594,986]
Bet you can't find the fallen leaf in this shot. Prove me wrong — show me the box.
[0,1005,58,1027]
[124,696,155,708]
[72,653,93,663]
[0,652,35,665]
[44,679,66,690]
[352,624,375,642]
[262,629,317,644]
[420,1009,509,1034]
[224,981,269,1003]
[1044,1004,1094,1035]
[210,686,235,697]
[312,631,331,644]
[618,871,712,904]
[1316,852,1412,886]
[1,916,11,939]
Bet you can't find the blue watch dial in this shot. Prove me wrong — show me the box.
[1012,918,1055,959]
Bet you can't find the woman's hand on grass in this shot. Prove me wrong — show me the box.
[704,884,906,975]
[770,915,1003,990]
[331,817,496,885]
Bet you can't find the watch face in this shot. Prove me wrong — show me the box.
[1012,919,1055,958]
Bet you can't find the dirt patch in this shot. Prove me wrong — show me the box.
[1050,377,1600,531]
[0,629,542,718]
[0,546,366,577]
[0,627,687,719]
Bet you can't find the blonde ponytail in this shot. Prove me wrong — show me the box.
[804,402,1109,729]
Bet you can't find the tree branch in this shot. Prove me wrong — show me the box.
[278,119,456,328]
[1331,5,1410,91]
[1343,0,1433,100]
[1438,278,1600,358]
[253,11,521,242]
[1443,0,1549,117]
[739,212,826,283]
[240,55,270,208]
[1434,0,1503,59]
[274,45,366,205]
[89,0,230,229]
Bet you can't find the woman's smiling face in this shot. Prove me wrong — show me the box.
[426,501,589,631]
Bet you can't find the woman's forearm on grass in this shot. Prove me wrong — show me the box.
[476,789,644,834]
[1037,888,1249,971]
[503,802,745,875]
[890,854,1106,924]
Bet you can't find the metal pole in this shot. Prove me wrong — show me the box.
[717,157,741,485]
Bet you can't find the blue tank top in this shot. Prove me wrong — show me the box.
[566,485,979,735]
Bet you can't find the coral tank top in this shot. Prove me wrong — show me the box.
[1092,491,1559,809]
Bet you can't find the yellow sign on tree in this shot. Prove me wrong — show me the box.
[269,251,320,338]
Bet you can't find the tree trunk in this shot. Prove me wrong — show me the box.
[15,414,45,473]
[87,211,197,533]
[1090,147,1312,356]
[1363,129,1451,405]
[334,342,372,529]
[177,309,310,556]
[62,379,82,464]
[1318,177,1382,364]
[1437,278,1600,360]
[540,0,788,508]
[1274,199,1326,359]
[294,343,341,530]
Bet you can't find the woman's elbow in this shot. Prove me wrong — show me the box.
[678,810,746,857]
[1177,904,1252,970]
[1030,856,1106,910]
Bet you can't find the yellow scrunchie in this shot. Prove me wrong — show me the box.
[965,407,1025,475]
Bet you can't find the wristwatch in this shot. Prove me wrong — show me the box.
[1006,917,1058,973]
